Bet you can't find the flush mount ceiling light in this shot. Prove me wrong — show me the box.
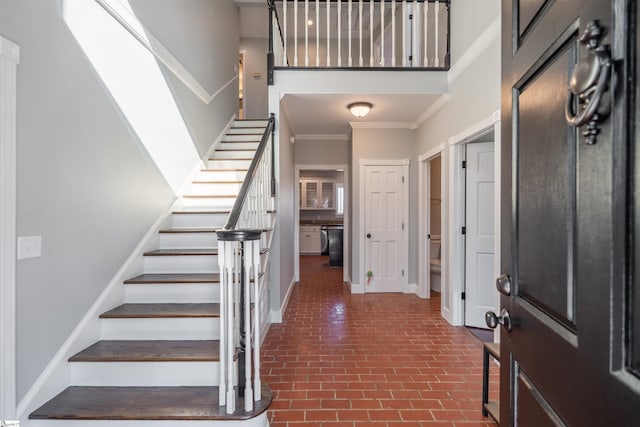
[348,102,372,118]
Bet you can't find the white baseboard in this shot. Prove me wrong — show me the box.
[270,277,295,324]
[404,283,418,295]
[350,282,364,294]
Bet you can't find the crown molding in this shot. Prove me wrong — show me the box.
[295,134,349,141]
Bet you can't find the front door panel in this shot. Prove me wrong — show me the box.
[501,0,640,425]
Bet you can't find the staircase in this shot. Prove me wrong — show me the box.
[28,119,274,427]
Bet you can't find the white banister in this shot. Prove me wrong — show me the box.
[283,0,288,65]
[348,0,352,66]
[294,0,298,65]
[305,0,309,66]
[316,0,320,66]
[358,0,363,66]
[434,0,440,67]
[392,0,396,66]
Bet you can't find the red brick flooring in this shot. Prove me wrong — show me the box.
[261,255,499,426]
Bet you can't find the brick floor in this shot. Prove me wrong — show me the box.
[261,255,499,427]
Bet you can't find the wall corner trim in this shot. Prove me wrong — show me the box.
[271,277,295,324]
[0,37,20,64]
[447,15,500,85]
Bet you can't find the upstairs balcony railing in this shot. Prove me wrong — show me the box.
[268,0,450,82]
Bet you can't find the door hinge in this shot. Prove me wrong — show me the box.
[461,226,466,235]
[461,292,466,300]
[427,234,431,239]
[402,176,405,183]
[402,269,405,276]
[402,222,405,230]
[462,160,467,169]
[409,13,413,19]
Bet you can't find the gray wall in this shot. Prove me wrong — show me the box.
[240,38,269,119]
[351,127,416,285]
[1,0,240,401]
[294,139,349,165]
[449,0,500,65]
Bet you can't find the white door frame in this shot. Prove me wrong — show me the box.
[294,164,350,283]
[446,111,501,327]
[358,158,409,294]
[0,35,20,420]
[418,144,446,300]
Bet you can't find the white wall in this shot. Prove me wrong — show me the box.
[351,127,416,286]
[240,37,269,119]
[1,0,240,402]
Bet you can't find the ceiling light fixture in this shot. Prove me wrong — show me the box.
[307,19,314,26]
[348,102,372,118]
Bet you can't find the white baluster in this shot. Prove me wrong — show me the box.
[218,239,227,407]
[434,0,440,67]
[337,0,342,66]
[225,242,237,414]
[283,0,288,65]
[252,239,262,401]
[358,0,363,66]
[413,0,418,67]
[369,1,373,66]
[316,0,320,66]
[348,0,352,66]
[305,0,309,66]
[243,241,253,411]
[392,0,396,66]
[380,0,385,66]
[402,1,407,67]
[326,0,330,66]
[424,0,428,67]
[294,0,298,65]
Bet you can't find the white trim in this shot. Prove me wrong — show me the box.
[448,16,500,85]
[294,134,349,141]
[446,111,501,327]
[94,0,238,105]
[0,35,19,421]
[417,144,446,301]
[270,277,295,323]
[358,158,410,166]
[413,95,451,129]
[350,282,365,294]
[405,283,419,294]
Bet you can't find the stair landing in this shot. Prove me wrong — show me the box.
[29,384,272,420]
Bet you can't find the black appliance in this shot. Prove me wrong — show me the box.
[320,226,329,255]
[327,225,343,267]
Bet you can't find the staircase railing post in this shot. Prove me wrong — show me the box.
[268,0,275,85]
[270,113,276,197]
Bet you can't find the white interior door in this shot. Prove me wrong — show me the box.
[364,164,407,293]
[464,142,495,327]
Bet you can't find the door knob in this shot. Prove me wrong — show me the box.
[496,274,512,296]
[485,308,512,332]
[366,233,371,238]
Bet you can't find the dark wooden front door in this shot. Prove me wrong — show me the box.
[500,0,640,424]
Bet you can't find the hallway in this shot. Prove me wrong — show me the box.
[262,256,498,426]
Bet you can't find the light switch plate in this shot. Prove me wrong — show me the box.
[17,235,42,260]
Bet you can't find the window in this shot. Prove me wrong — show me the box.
[335,183,344,216]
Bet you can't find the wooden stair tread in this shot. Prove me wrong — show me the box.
[207,157,254,161]
[124,273,221,284]
[159,227,219,234]
[29,384,272,420]
[143,249,218,256]
[100,303,220,319]
[69,340,219,362]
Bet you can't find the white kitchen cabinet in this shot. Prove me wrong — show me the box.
[300,180,334,210]
[299,225,321,254]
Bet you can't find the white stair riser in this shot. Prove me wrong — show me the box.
[181,197,235,209]
[24,413,269,427]
[159,232,218,249]
[227,127,264,135]
[219,141,260,148]
[206,159,252,169]
[188,182,242,196]
[213,151,255,159]
[70,361,219,387]
[144,255,218,273]
[125,283,219,303]
[198,170,247,182]
[171,213,227,228]
[234,120,268,127]
[101,318,219,340]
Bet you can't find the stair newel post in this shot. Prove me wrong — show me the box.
[252,238,262,401]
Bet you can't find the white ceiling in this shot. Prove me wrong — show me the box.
[235,2,445,139]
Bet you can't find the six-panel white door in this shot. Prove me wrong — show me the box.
[364,164,407,293]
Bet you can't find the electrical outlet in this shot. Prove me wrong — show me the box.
[17,235,42,260]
